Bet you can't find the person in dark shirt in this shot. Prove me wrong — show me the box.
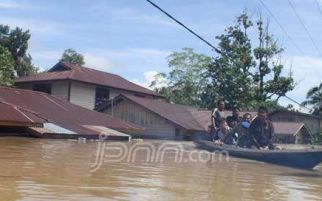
[249,106,275,150]
[230,113,253,148]
[226,107,242,128]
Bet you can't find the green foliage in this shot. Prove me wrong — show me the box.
[0,24,37,77]
[150,48,212,107]
[302,83,322,116]
[61,48,85,65]
[248,99,282,112]
[206,13,255,109]
[206,12,294,109]
[0,45,15,86]
[253,18,294,102]
[310,130,322,144]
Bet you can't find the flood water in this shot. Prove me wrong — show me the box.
[1,137,322,201]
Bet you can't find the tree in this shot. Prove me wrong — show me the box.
[0,25,38,77]
[253,16,294,102]
[0,45,15,86]
[302,83,322,116]
[150,48,212,107]
[206,12,294,109]
[61,48,85,65]
[205,13,255,109]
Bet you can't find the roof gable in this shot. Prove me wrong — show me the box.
[104,94,212,132]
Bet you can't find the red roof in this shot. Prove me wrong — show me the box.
[15,61,163,98]
[104,94,212,132]
[0,87,142,135]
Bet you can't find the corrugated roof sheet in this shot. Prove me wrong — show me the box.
[82,125,130,137]
[0,87,143,135]
[272,122,306,136]
[0,100,45,127]
[105,94,212,132]
[15,61,162,98]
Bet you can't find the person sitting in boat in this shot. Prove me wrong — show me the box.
[211,99,226,129]
[213,119,236,145]
[230,113,253,148]
[226,107,242,128]
[249,106,276,150]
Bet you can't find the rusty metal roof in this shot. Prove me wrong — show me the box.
[15,61,163,98]
[0,87,143,135]
[103,94,212,132]
[0,100,45,127]
[272,122,307,136]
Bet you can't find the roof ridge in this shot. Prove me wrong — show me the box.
[61,61,122,77]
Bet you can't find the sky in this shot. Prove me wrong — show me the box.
[1,0,322,112]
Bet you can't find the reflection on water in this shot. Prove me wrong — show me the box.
[0,137,321,201]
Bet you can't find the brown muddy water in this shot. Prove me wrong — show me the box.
[0,137,322,201]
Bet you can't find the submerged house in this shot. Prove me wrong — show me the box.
[0,87,142,140]
[15,61,163,110]
[269,109,322,135]
[272,122,312,144]
[98,94,212,139]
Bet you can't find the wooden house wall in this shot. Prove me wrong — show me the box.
[51,81,69,100]
[16,81,161,111]
[104,99,184,138]
[274,134,296,144]
[16,81,69,100]
[69,81,95,110]
[274,128,311,144]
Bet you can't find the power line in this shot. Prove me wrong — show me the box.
[259,0,322,75]
[145,0,221,53]
[259,0,306,57]
[146,0,312,110]
[258,0,318,110]
[315,0,322,18]
[287,0,322,57]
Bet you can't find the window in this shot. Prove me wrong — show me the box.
[33,83,52,94]
[95,87,109,108]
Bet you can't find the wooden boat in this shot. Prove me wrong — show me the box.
[195,140,322,169]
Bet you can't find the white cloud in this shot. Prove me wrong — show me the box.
[131,71,155,88]
[89,6,178,28]
[32,51,61,61]
[278,55,322,110]
[0,17,63,36]
[131,70,168,89]
[128,48,171,58]
[131,71,159,88]
[84,53,115,71]
[0,2,20,8]
[0,1,37,9]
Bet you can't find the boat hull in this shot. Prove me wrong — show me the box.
[195,140,322,169]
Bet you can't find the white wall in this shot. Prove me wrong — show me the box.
[51,81,69,100]
[69,81,95,109]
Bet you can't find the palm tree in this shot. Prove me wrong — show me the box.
[302,83,322,116]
